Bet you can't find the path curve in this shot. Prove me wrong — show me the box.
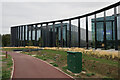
[6,51,73,80]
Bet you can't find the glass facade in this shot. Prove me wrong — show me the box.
[92,15,120,48]
[11,22,93,47]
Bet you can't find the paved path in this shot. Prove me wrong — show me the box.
[5,51,73,79]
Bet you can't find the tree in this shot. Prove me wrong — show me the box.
[2,34,10,47]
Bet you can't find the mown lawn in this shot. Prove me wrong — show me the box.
[1,53,13,80]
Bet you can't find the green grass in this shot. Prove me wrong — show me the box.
[3,48,118,78]
[35,55,47,61]
[2,53,13,80]
[83,54,118,67]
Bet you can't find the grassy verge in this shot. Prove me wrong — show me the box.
[1,53,13,80]
[21,49,118,78]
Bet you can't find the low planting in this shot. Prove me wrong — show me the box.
[44,47,119,61]
[21,49,118,78]
[3,48,118,78]
[50,62,58,67]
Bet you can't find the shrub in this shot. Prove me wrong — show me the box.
[50,62,58,67]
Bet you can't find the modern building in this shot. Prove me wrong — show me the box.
[11,23,92,47]
[91,14,120,48]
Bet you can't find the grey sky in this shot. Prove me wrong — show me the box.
[1,1,119,34]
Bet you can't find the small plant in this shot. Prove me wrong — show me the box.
[91,73,95,76]
[82,67,87,72]
[43,58,47,61]
[62,66,67,70]
[86,73,94,77]
[38,37,43,47]
[27,40,33,46]
[50,62,58,67]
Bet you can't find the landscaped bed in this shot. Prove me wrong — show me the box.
[21,49,119,79]
[2,47,119,79]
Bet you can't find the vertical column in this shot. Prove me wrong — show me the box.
[20,26,21,46]
[95,14,97,49]
[31,25,33,42]
[18,26,20,46]
[46,23,48,47]
[78,18,80,47]
[12,28,15,46]
[86,16,88,49]
[114,7,118,50]
[24,25,26,47]
[10,27,13,46]
[111,21,114,48]
[16,27,18,47]
[14,27,16,46]
[21,26,23,46]
[104,11,107,50]
[111,21,113,41]
[53,22,55,47]
[35,24,37,46]
[61,21,63,47]
[27,26,29,45]
[66,25,67,47]
[56,27,59,47]
[11,27,14,46]
[41,24,43,47]
[17,27,18,46]
[69,20,71,48]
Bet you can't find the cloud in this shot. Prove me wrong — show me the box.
[2,2,115,34]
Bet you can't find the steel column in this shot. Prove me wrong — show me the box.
[95,14,97,49]
[46,23,48,47]
[53,22,55,47]
[19,26,21,46]
[31,26,33,41]
[12,28,15,46]
[16,27,18,47]
[61,21,63,47]
[41,24,43,47]
[114,7,118,50]
[27,26,29,45]
[10,27,13,46]
[24,26,26,47]
[66,25,67,47]
[21,26,23,46]
[69,20,71,48]
[35,25,37,46]
[78,18,80,47]
[104,11,107,50]
[86,16,88,49]
[111,21,113,41]
[18,26,20,46]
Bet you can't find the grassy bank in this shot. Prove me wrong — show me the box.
[1,53,13,80]
[21,49,118,79]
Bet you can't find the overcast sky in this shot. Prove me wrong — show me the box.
[1,0,119,34]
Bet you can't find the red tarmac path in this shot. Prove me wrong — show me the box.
[4,51,74,80]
